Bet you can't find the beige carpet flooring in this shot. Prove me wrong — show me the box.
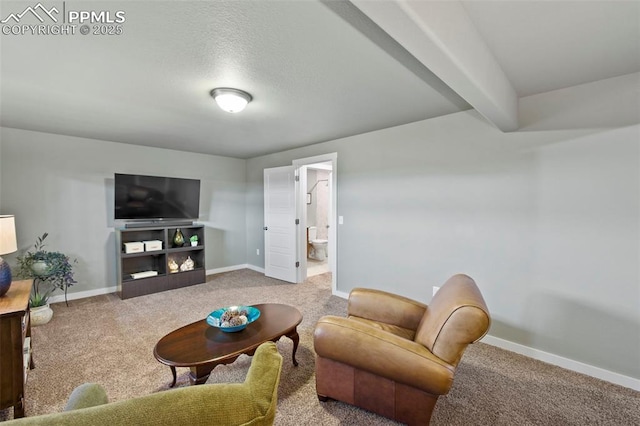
[2,269,639,424]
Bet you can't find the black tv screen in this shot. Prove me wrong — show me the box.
[114,173,200,220]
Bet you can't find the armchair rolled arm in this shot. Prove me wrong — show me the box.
[348,288,427,331]
[314,316,455,395]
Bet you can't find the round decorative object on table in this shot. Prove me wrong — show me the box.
[172,229,185,247]
[0,215,17,297]
[31,304,53,326]
[0,281,10,297]
[206,306,261,332]
[0,258,12,297]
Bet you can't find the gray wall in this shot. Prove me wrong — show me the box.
[0,128,247,292]
[1,73,637,381]
[245,73,640,379]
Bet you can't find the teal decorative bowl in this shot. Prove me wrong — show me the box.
[206,306,261,332]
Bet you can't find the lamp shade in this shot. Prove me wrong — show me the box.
[0,215,17,255]
[210,88,252,113]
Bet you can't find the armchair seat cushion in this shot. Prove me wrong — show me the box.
[315,316,454,395]
[347,315,416,340]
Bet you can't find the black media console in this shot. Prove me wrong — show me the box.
[116,224,206,299]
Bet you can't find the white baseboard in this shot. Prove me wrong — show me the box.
[206,264,256,275]
[334,290,349,299]
[49,272,639,391]
[245,264,265,274]
[49,286,117,304]
[50,265,259,303]
[481,335,640,391]
[325,292,640,390]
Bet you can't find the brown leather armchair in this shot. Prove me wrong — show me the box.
[313,274,490,425]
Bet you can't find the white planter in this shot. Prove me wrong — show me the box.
[191,241,198,247]
[30,304,53,326]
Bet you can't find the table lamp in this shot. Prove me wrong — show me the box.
[0,215,18,297]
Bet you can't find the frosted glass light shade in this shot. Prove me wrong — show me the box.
[211,88,252,113]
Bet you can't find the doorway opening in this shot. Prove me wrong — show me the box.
[293,153,337,294]
[304,162,332,277]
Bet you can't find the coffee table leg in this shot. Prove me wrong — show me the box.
[190,364,216,385]
[287,328,300,366]
[169,366,177,388]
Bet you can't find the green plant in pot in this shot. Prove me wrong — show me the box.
[190,235,198,246]
[16,233,77,308]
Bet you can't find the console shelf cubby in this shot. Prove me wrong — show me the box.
[116,224,206,299]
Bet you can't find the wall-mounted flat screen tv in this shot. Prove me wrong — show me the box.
[114,173,200,220]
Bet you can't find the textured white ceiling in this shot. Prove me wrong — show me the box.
[0,1,638,158]
[0,1,467,158]
[461,0,640,97]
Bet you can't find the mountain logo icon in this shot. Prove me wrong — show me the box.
[1,2,59,24]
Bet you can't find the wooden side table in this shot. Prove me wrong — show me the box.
[0,280,34,418]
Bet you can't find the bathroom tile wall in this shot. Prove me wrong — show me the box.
[315,169,330,240]
[307,169,317,227]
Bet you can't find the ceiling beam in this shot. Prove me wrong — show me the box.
[350,0,519,131]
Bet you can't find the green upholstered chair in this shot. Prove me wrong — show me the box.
[6,341,283,426]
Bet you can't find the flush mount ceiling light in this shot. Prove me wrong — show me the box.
[210,88,252,113]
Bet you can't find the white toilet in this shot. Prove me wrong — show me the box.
[308,226,328,261]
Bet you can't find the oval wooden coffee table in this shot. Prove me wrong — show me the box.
[154,303,302,386]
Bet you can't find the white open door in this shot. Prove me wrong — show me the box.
[264,166,298,283]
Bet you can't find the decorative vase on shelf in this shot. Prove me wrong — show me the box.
[31,304,53,326]
[172,229,185,247]
[180,256,195,272]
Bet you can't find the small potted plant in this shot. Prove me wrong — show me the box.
[16,233,77,325]
[190,235,198,247]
